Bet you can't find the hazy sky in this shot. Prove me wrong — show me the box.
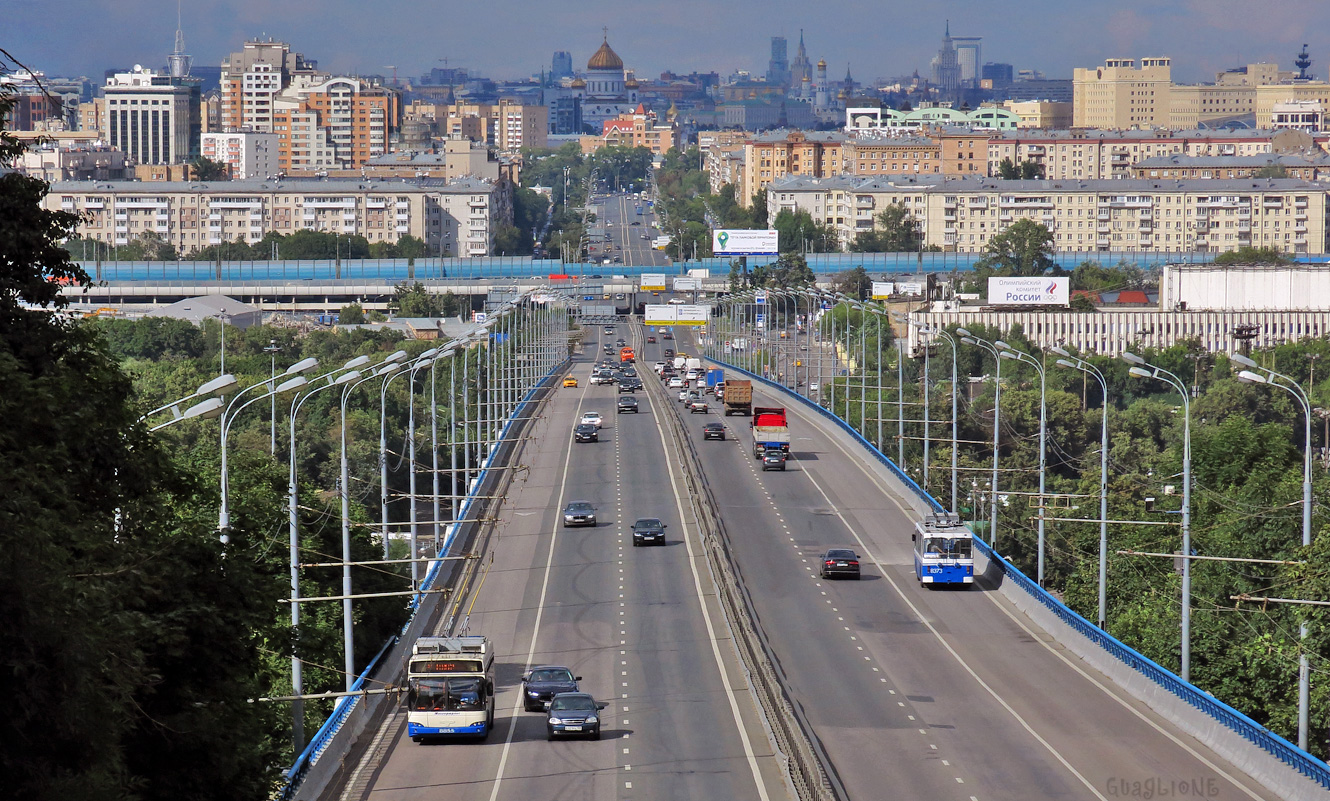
[7,0,1328,85]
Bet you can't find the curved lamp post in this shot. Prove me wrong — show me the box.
[958,329,1001,548]
[996,341,1048,586]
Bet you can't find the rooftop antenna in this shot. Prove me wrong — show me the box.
[167,0,192,78]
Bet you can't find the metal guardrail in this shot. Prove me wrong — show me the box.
[643,328,837,801]
[707,356,1330,792]
[275,353,569,800]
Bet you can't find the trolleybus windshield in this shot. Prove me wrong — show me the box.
[409,677,484,712]
[922,537,972,558]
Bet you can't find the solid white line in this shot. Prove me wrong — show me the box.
[485,375,588,801]
[647,341,773,801]
[796,449,1107,800]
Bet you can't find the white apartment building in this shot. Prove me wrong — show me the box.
[200,132,279,179]
[46,177,507,258]
[103,66,197,165]
[767,174,1330,255]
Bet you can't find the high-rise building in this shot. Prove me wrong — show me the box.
[271,76,399,170]
[952,37,982,86]
[552,51,573,81]
[789,30,812,89]
[220,39,318,132]
[103,65,199,165]
[1072,57,1172,128]
[981,63,1014,88]
[930,22,961,99]
[767,36,790,86]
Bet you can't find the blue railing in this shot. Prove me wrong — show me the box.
[276,352,567,800]
[706,354,1330,790]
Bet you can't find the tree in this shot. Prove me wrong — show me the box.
[850,204,923,252]
[190,156,230,181]
[772,209,838,254]
[1214,246,1291,265]
[1070,260,1148,292]
[340,303,366,324]
[390,282,447,317]
[831,265,872,300]
[1254,163,1288,179]
[997,158,1044,180]
[974,219,1056,277]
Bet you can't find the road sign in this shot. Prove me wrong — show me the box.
[643,305,676,325]
[675,304,709,325]
[674,277,700,291]
[640,273,667,291]
[871,281,894,300]
[754,290,767,304]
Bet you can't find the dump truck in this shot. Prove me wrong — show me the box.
[751,406,790,458]
[723,379,753,416]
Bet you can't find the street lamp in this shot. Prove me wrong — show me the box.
[264,339,282,455]
[1123,350,1193,684]
[1234,353,1314,749]
[142,373,237,429]
[921,323,959,515]
[958,329,1001,548]
[285,354,367,751]
[997,341,1048,586]
[1052,346,1110,630]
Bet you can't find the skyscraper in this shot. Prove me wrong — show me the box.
[789,30,812,89]
[952,36,982,86]
[930,21,961,100]
[767,36,789,86]
[552,51,573,81]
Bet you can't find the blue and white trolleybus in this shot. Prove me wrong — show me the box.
[912,513,974,587]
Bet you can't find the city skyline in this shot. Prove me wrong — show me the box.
[8,0,1327,86]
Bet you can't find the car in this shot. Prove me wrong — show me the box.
[546,692,607,740]
[702,422,726,440]
[622,367,637,378]
[617,396,639,413]
[615,294,625,300]
[678,389,694,403]
[819,548,862,580]
[562,501,597,527]
[688,399,709,414]
[646,335,656,343]
[668,377,685,389]
[653,361,666,371]
[662,332,674,340]
[616,339,626,346]
[630,220,641,226]
[631,517,666,546]
[808,382,820,394]
[579,412,603,428]
[573,423,598,443]
[603,345,615,354]
[761,449,788,471]
[685,369,701,381]
[617,380,636,393]
[640,234,651,240]
[522,666,581,712]
[603,327,615,335]
[663,348,675,358]
[562,376,578,388]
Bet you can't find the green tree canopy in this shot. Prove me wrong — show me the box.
[997,158,1045,179]
[772,209,839,254]
[850,204,923,252]
[1214,246,1292,265]
[975,219,1056,278]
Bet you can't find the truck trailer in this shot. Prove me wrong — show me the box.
[751,406,790,458]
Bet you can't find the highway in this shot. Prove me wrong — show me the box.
[645,325,1283,801]
[346,320,788,801]
[593,192,669,270]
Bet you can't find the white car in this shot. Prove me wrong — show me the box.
[678,389,693,402]
[579,412,603,429]
[808,383,820,394]
[667,298,685,305]
[653,361,666,371]
[667,377,685,389]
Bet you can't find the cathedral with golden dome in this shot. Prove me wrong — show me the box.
[570,33,641,133]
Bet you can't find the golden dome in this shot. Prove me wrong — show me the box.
[625,77,639,89]
[570,77,586,88]
[588,38,624,71]
[817,58,827,70]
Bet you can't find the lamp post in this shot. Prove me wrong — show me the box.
[958,329,1001,547]
[1051,346,1110,630]
[1234,354,1314,749]
[285,355,367,752]
[264,339,282,455]
[1123,351,1192,684]
[922,324,959,514]
[997,341,1048,586]
[218,356,318,533]
[339,351,406,690]
[404,349,440,589]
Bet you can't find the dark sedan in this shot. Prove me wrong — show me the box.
[761,449,787,471]
[702,422,726,441]
[819,548,861,580]
[522,666,580,712]
[562,501,597,527]
[574,423,598,443]
[546,692,608,740]
[631,517,666,546]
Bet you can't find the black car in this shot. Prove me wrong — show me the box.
[663,348,675,358]
[622,367,637,378]
[562,501,597,527]
[819,548,861,580]
[522,666,580,712]
[761,449,787,471]
[662,332,674,340]
[617,380,636,393]
[617,396,639,413]
[574,423,598,443]
[703,422,726,440]
[546,692,608,740]
[631,517,666,546]
[646,335,656,343]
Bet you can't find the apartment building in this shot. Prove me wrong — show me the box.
[1130,153,1330,181]
[1002,100,1073,129]
[200,132,279,179]
[220,39,318,132]
[46,176,509,257]
[1072,57,1173,128]
[438,100,547,151]
[841,136,942,176]
[271,76,399,170]
[581,105,680,155]
[18,145,128,181]
[102,66,199,165]
[985,129,1296,181]
[767,174,1329,256]
[706,146,746,196]
[740,129,846,207]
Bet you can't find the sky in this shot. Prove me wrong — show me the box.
[6,0,1329,86]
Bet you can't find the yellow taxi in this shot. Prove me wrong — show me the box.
[563,376,578,388]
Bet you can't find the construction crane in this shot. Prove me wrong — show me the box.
[383,65,398,86]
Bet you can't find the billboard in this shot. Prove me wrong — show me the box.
[640,273,667,291]
[673,277,700,291]
[713,229,779,256]
[871,281,894,300]
[898,282,924,296]
[987,276,1069,307]
[674,305,710,325]
[643,304,676,325]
